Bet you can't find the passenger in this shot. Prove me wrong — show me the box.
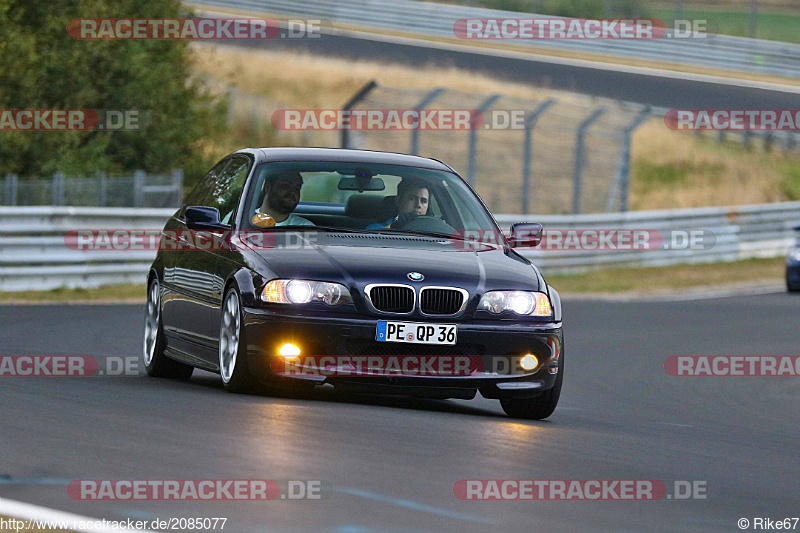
[251,170,314,227]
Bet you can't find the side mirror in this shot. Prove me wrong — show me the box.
[794,224,800,232]
[185,206,227,230]
[509,222,543,248]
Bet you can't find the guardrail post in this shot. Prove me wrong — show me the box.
[571,107,606,214]
[763,131,773,152]
[97,171,107,207]
[172,169,184,205]
[607,107,651,213]
[52,172,65,206]
[467,94,502,186]
[742,130,752,148]
[340,80,378,149]
[409,88,446,155]
[521,98,556,214]
[134,170,146,207]
[4,174,17,206]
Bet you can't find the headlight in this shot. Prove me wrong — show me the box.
[478,291,552,317]
[263,279,352,305]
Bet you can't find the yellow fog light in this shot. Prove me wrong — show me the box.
[279,343,301,359]
[520,354,539,371]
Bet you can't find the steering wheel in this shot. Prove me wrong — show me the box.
[395,215,456,234]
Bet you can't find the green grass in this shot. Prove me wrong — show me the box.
[0,283,146,303]
[652,8,800,43]
[546,256,785,294]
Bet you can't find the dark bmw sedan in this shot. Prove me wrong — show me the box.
[144,148,564,419]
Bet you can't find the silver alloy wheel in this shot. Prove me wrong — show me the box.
[143,280,160,366]
[219,291,240,383]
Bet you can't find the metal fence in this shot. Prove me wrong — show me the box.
[195,0,800,78]
[1,170,183,208]
[0,203,797,291]
[340,81,798,216]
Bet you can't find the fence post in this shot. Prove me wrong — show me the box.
[467,94,502,186]
[52,172,65,206]
[134,170,146,207]
[97,171,107,207]
[521,98,556,215]
[742,130,752,148]
[571,107,606,214]
[764,131,773,152]
[340,80,378,149]
[4,174,17,206]
[172,169,184,206]
[409,88,446,155]
[607,107,651,213]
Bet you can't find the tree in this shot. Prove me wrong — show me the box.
[0,0,224,178]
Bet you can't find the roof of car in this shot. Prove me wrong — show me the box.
[235,147,454,172]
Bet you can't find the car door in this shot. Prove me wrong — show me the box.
[161,157,231,363]
[203,154,253,346]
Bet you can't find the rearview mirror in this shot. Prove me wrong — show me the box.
[185,206,228,230]
[338,176,385,191]
[509,223,543,248]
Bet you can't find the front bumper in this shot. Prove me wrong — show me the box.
[242,307,563,400]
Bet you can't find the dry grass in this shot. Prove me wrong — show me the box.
[631,122,800,209]
[548,256,786,293]
[190,44,800,211]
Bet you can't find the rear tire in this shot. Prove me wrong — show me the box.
[219,287,259,394]
[143,278,194,380]
[500,352,563,420]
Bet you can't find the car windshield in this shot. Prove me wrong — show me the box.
[242,161,498,235]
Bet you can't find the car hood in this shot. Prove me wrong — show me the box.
[242,232,541,295]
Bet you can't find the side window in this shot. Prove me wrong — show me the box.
[183,158,230,210]
[208,156,251,225]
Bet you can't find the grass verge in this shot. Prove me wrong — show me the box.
[546,257,785,294]
[0,284,146,304]
[0,258,786,303]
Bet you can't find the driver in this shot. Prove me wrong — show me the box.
[251,170,314,227]
[366,179,429,229]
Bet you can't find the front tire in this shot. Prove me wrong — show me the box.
[143,278,193,380]
[219,287,259,393]
[500,353,563,420]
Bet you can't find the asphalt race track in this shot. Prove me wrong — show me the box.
[1,294,798,531]
[226,31,800,110]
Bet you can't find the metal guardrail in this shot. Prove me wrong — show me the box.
[497,201,800,272]
[192,0,800,78]
[1,203,798,291]
[2,170,183,208]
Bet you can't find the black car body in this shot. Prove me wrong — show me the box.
[144,148,564,419]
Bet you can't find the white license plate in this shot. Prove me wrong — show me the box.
[376,321,457,345]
